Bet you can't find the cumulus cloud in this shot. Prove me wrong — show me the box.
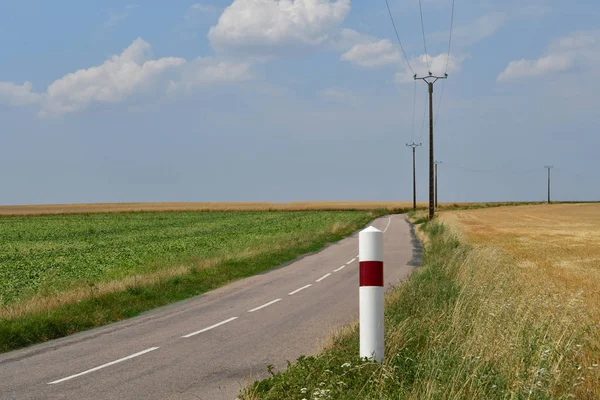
[208,0,350,53]
[0,38,254,116]
[498,30,600,81]
[340,39,401,68]
[0,82,42,106]
[41,38,185,115]
[395,53,465,83]
[167,58,253,94]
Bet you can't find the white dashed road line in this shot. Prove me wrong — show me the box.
[182,317,238,338]
[248,299,281,313]
[316,273,331,282]
[334,265,346,272]
[383,217,392,233]
[346,258,356,265]
[48,347,160,385]
[288,284,312,295]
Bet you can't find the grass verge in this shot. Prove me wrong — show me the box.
[240,218,598,399]
[0,209,398,353]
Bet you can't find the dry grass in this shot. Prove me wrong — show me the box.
[440,203,600,397]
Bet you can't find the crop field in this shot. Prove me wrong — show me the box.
[441,203,600,322]
[0,210,387,352]
[438,203,600,397]
[0,200,529,216]
[0,202,418,216]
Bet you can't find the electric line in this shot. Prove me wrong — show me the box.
[384,0,415,74]
[417,0,431,72]
[417,91,428,142]
[410,80,417,142]
[434,79,445,125]
[445,0,456,74]
[437,0,456,128]
[443,163,540,175]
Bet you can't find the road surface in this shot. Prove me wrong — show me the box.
[0,214,419,400]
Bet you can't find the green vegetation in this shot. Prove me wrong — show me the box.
[242,219,593,399]
[0,210,397,353]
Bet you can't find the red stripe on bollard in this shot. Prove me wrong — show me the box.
[359,261,383,287]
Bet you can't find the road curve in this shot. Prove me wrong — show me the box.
[0,214,418,400]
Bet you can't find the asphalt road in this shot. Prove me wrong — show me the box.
[0,214,419,400]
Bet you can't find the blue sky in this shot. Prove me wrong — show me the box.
[1,0,599,205]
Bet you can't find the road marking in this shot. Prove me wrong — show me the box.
[47,347,159,385]
[248,298,281,312]
[182,317,238,338]
[334,265,346,272]
[316,273,331,282]
[346,258,357,265]
[288,284,312,295]
[383,217,392,233]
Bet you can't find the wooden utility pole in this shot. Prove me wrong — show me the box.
[415,73,447,220]
[406,142,422,210]
[545,165,553,204]
[434,160,442,208]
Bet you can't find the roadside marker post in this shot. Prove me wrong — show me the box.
[359,226,384,362]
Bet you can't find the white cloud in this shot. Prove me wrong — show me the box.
[340,39,401,68]
[41,38,185,115]
[208,0,350,53]
[498,30,600,82]
[105,5,137,29]
[0,82,42,106]
[498,55,572,82]
[0,38,254,116]
[395,53,465,83]
[167,58,253,94]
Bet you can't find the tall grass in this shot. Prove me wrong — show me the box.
[241,220,598,399]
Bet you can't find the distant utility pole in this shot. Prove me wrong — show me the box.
[406,142,422,210]
[434,160,442,208]
[415,73,447,219]
[545,165,553,204]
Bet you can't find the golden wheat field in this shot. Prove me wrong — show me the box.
[442,203,600,321]
[441,203,600,396]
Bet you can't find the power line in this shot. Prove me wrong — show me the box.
[445,0,456,74]
[417,0,431,72]
[417,91,428,142]
[410,80,417,142]
[437,0,456,128]
[443,162,541,175]
[384,0,415,75]
[434,79,445,125]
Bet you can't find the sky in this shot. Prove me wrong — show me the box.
[1,0,599,205]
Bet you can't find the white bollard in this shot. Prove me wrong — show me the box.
[359,225,384,362]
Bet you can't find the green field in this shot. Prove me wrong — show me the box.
[0,210,389,352]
